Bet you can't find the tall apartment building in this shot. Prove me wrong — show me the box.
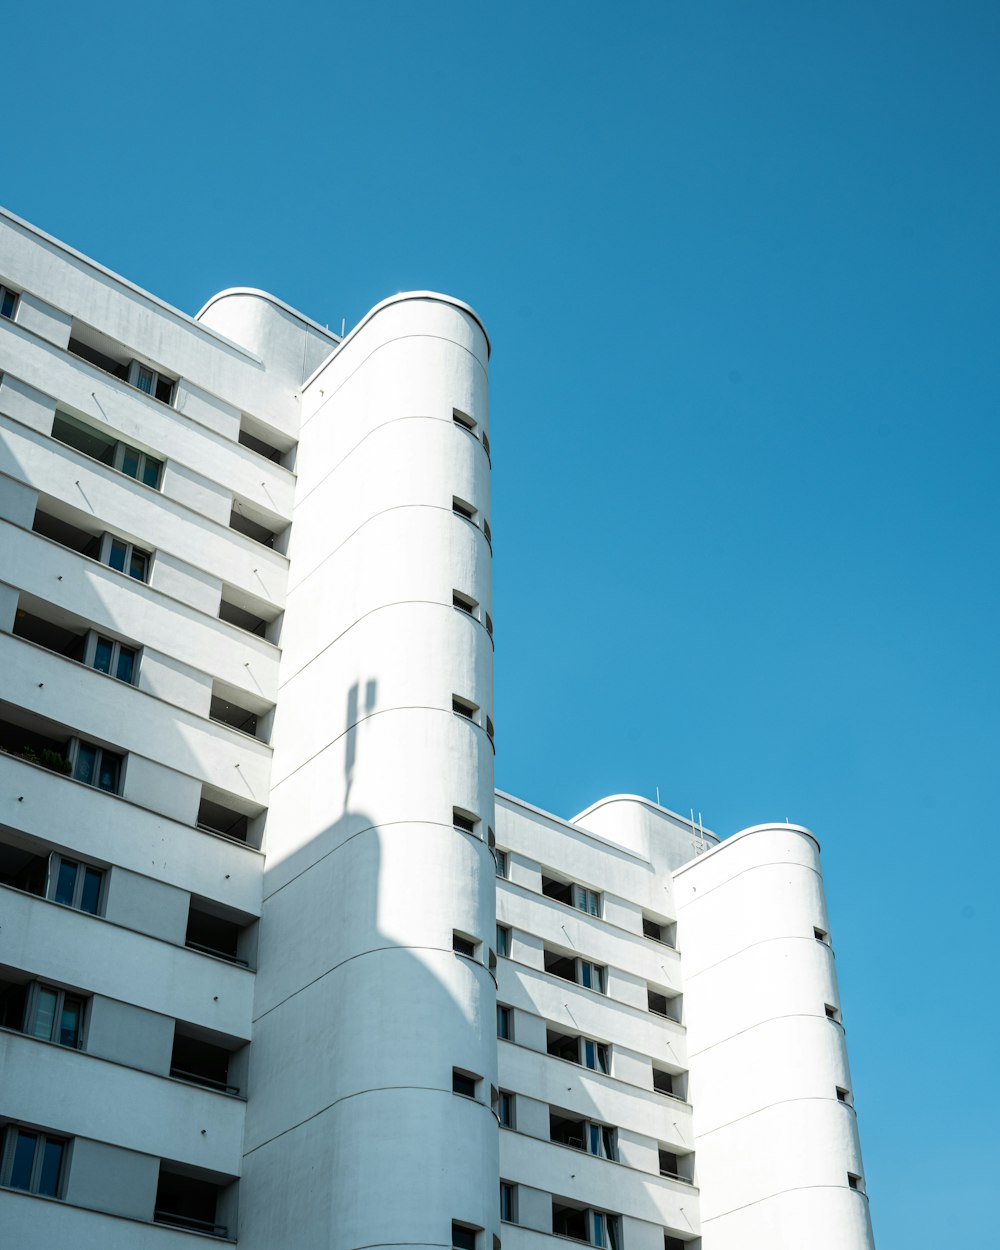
[0,206,875,1250]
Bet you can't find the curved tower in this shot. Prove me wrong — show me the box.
[674,824,875,1249]
[232,293,498,1249]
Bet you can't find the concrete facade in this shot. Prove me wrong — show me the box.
[0,206,874,1249]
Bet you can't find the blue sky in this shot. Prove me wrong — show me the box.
[4,2,997,1241]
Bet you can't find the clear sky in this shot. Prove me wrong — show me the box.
[4,2,997,1242]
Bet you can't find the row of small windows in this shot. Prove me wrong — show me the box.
[0,830,253,969]
[48,409,286,553]
[495,851,678,950]
[1,700,261,846]
[0,1126,234,1237]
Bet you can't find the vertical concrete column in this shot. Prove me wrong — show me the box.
[674,825,874,1250]
[242,295,498,1250]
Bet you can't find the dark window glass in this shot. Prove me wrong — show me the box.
[9,1131,37,1190]
[97,751,121,793]
[108,540,127,572]
[80,867,103,914]
[135,366,155,395]
[74,743,98,785]
[1,290,16,318]
[59,997,82,1047]
[115,645,136,684]
[120,447,141,479]
[93,637,114,674]
[452,1225,476,1250]
[128,550,148,581]
[142,458,163,488]
[55,859,78,905]
[38,1138,64,1196]
[452,1071,476,1097]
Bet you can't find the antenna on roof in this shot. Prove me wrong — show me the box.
[655,786,660,806]
[341,318,346,337]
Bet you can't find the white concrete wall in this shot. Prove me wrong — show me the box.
[675,824,874,1249]
[240,293,498,1250]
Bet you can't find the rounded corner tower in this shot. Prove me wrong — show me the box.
[673,823,875,1250]
[240,293,499,1249]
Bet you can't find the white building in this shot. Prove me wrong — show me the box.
[0,206,875,1250]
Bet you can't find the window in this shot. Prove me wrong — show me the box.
[91,635,138,684]
[495,849,508,879]
[550,1112,617,1160]
[658,1149,692,1181]
[452,695,478,720]
[497,1005,512,1041]
[648,988,680,1020]
[72,742,123,794]
[484,611,493,637]
[453,496,477,522]
[544,949,606,993]
[51,412,163,488]
[453,408,477,432]
[642,914,675,946]
[0,284,19,320]
[541,875,601,916]
[1,1128,67,1197]
[24,982,86,1047]
[552,1202,620,1248]
[482,431,491,458]
[547,1030,610,1073]
[579,959,606,993]
[453,807,479,835]
[452,1069,479,1098]
[452,1223,478,1250]
[825,1003,842,1023]
[847,1172,863,1191]
[105,536,150,582]
[814,926,829,943]
[453,932,478,959]
[498,1090,515,1127]
[664,1238,687,1250]
[127,359,175,405]
[652,1066,676,1097]
[836,1086,851,1104]
[500,1181,517,1223]
[496,924,510,957]
[483,518,492,544]
[453,590,478,615]
[51,856,104,914]
[154,1166,228,1237]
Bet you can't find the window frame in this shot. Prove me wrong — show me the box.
[500,1181,517,1223]
[498,1089,515,1128]
[495,849,508,879]
[1,1126,68,1197]
[127,359,176,405]
[70,738,125,795]
[0,284,19,321]
[495,924,510,958]
[48,854,105,915]
[23,980,86,1048]
[86,631,139,684]
[101,534,151,583]
[497,1004,513,1041]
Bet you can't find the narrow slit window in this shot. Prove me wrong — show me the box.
[453,932,478,958]
[453,409,477,432]
[453,590,478,615]
[453,496,477,521]
[452,695,478,720]
[452,1069,478,1098]
[453,807,479,835]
